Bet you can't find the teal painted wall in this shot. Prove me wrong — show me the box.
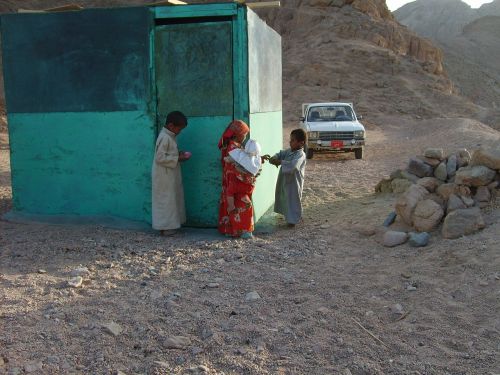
[8,112,155,222]
[250,112,282,220]
[247,8,283,222]
[176,116,233,227]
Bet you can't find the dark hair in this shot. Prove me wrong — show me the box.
[165,111,187,127]
[291,128,307,143]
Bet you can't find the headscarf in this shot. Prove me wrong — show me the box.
[218,120,250,149]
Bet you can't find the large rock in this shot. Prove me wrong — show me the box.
[395,184,429,225]
[436,183,456,200]
[412,199,444,232]
[470,142,500,170]
[417,177,441,192]
[446,194,466,213]
[455,149,471,168]
[417,155,441,168]
[455,165,496,187]
[446,154,458,178]
[442,207,485,239]
[434,162,448,181]
[424,148,444,160]
[375,178,392,193]
[391,178,412,193]
[401,170,420,183]
[408,157,434,178]
[474,186,491,202]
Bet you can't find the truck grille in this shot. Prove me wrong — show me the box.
[319,131,355,141]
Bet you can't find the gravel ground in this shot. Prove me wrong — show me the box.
[1,115,499,375]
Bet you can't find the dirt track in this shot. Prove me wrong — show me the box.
[1,116,499,374]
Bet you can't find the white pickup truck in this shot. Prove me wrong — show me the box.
[300,102,366,159]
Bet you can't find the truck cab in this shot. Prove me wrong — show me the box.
[300,102,366,159]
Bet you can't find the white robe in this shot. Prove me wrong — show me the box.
[152,128,186,230]
[273,148,306,224]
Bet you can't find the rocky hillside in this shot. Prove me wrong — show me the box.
[256,0,482,124]
[0,0,488,127]
[395,0,500,112]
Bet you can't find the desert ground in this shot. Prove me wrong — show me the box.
[1,114,499,375]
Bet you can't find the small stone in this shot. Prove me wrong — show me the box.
[37,269,47,274]
[479,281,489,286]
[67,276,83,288]
[382,211,397,227]
[390,303,404,315]
[205,282,220,289]
[447,194,466,213]
[102,322,123,336]
[70,267,90,277]
[174,355,186,365]
[163,336,191,349]
[24,361,43,373]
[200,327,213,340]
[408,232,430,247]
[153,361,170,368]
[191,347,204,355]
[234,347,247,355]
[46,356,60,364]
[354,224,377,236]
[406,285,417,291]
[114,371,127,375]
[8,368,21,375]
[317,306,330,314]
[383,231,408,247]
[446,154,458,178]
[245,291,261,302]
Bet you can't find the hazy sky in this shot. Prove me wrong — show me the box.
[386,0,494,11]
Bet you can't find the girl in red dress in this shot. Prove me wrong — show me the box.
[217,120,256,239]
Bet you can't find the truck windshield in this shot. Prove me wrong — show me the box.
[307,106,354,122]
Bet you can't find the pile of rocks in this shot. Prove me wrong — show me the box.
[376,143,500,242]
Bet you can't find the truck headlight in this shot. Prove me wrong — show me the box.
[308,131,319,140]
[354,130,365,138]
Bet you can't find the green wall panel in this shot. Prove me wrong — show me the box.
[155,22,233,120]
[249,111,282,221]
[0,8,152,113]
[8,112,155,222]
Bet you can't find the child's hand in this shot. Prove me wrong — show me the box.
[179,151,192,162]
[262,154,271,161]
[269,157,281,167]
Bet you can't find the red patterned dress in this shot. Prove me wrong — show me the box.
[218,140,256,237]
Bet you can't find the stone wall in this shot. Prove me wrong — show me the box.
[376,142,500,243]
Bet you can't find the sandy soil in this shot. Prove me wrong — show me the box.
[1,116,499,375]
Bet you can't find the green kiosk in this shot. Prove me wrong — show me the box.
[0,3,282,227]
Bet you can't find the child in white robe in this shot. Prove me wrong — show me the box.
[151,111,190,236]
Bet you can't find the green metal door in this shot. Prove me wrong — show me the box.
[155,21,234,226]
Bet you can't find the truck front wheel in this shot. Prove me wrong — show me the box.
[354,147,364,160]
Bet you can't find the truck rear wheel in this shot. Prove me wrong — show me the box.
[306,147,314,159]
[355,147,364,159]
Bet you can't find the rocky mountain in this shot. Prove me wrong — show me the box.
[0,0,489,127]
[395,0,500,110]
